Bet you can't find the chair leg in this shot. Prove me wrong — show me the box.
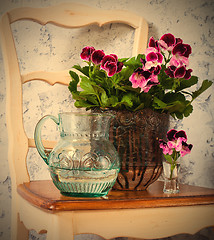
[46,228,74,240]
[46,216,74,240]
[16,213,29,240]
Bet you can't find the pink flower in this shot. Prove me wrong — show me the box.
[169,55,189,67]
[129,53,161,92]
[166,129,186,152]
[172,42,192,58]
[144,47,163,70]
[159,33,176,51]
[165,65,192,80]
[159,129,193,159]
[101,54,123,76]
[142,75,159,92]
[167,129,187,141]
[148,37,160,52]
[110,54,118,61]
[80,46,95,61]
[116,61,123,73]
[91,50,105,65]
[159,139,173,155]
[180,142,193,157]
[129,68,159,93]
[129,68,149,89]
[145,52,163,69]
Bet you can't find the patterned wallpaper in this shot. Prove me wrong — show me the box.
[0,0,213,239]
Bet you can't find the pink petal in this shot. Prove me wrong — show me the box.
[110,54,118,61]
[159,33,176,50]
[174,66,186,78]
[167,141,176,149]
[91,50,105,65]
[104,62,117,77]
[157,52,163,63]
[172,43,192,58]
[180,142,193,157]
[146,52,158,62]
[175,130,187,142]
[101,55,117,69]
[116,62,123,73]
[174,138,183,151]
[184,69,192,80]
[80,46,95,61]
[167,129,177,141]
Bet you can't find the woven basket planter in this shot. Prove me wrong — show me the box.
[93,108,169,190]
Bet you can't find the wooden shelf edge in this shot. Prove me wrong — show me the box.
[17,181,214,212]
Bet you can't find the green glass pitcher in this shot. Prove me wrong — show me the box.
[34,112,120,197]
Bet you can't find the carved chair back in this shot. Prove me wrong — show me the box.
[0,3,148,190]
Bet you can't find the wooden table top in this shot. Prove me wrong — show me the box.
[17,180,214,212]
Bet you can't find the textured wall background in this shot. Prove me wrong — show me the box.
[0,0,213,240]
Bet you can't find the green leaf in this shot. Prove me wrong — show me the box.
[192,80,213,100]
[123,56,142,69]
[165,101,186,113]
[108,96,119,106]
[80,77,97,95]
[121,93,134,108]
[86,96,99,105]
[164,154,173,164]
[183,104,193,117]
[136,54,145,62]
[134,102,145,111]
[68,70,79,93]
[111,93,135,109]
[114,67,134,84]
[71,91,85,101]
[122,85,140,93]
[153,96,189,119]
[100,90,109,106]
[171,79,180,91]
[74,100,98,108]
[153,97,167,109]
[118,57,129,63]
[69,70,79,83]
[139,93,153,108]
[175,112,183,119]
[73,65,89,77]
[163,92,186,103]
[176,75,198,92]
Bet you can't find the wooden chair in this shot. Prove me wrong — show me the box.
[1,3,214,240]
[0,3,148,240]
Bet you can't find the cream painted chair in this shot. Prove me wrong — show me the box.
[0,3,148,240]
[1,3,214,240]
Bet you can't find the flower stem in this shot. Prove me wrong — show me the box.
[170,161,175,179]
[170,151,178,180]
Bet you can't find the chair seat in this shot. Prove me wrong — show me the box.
[17,180,214,212]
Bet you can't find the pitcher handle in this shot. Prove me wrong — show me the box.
[34,115,59,165]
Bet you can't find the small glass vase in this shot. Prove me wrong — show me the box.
[162,160,180,194]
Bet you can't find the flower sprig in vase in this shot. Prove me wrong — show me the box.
[159,129,193,193]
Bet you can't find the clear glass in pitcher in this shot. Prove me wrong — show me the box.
[34,112,120,197]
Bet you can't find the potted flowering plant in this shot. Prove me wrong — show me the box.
[68,33,212,190]
[159,129,193,193]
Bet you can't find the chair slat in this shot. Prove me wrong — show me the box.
[9,3,141,28]
[22,70,71,86]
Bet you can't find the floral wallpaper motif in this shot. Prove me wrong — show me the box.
[0,0,213,240]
